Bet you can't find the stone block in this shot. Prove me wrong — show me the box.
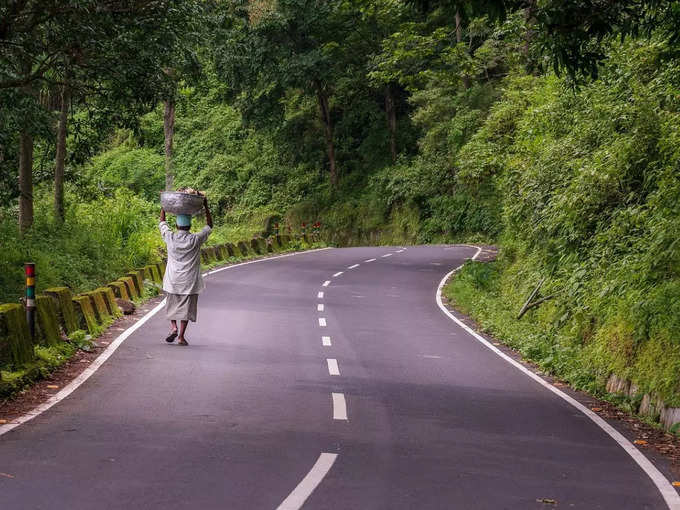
[97,287,121,318]
[639,393,665,420]
[108,281,130,301]
[118,277,139,300]
[44,287,79,334]
[661,408,680,431]
[127,271,144,296]
[225,243,236,257]
[0,303,34,366]
[85,290,111,325]
[35,295,61,346]
[606,373,630,395]
[72,295,100,335]
[237,241,249,257]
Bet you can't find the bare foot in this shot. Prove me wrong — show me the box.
[177,338,189,346]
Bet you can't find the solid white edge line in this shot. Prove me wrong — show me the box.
[332,392,347,420]
[318,292,324,299]
[348,264,359,269]
[322,336,332,346]
[276,452,338,510]
[364,258,376,263]
[326,358,340,376]
[0,247,334,439]
[436,246,680,510]
[322,280,331,287]
[317,304,324,312]
[333,271,343,277]
[381,253,392,258]
[318,318,327,327]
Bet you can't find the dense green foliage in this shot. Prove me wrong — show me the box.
[2,1,680,403]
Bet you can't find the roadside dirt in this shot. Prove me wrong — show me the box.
[0,295,164,424]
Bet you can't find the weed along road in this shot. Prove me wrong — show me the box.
[0,246,674,509]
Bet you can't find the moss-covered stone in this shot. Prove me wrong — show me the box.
[44,287,79,334]
[225,243,236,257]
[215,245,227,260]
[85,290,112,325]
[160,260,167,276]
[266,238,274,253]
[149,264,162,283]
[206,246,218,262]
[200,249,210,264]
[118,276,139,300]
[126,271,143,296]
[97,287,122,318]
[155,262,165,281]
[108,281,130,301]
[250,238,262,255]
[35,295,61,347]
[0,303,34,367]
[237,241,250,256]
[72,295,100,335]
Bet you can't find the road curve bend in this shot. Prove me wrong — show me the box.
[0,246,673,509]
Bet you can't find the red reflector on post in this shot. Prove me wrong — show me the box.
[25,263,35,277]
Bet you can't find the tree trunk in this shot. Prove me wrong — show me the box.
[164,98,175,191]
[455,10,470,89]
[54,85,69,221]
[18,130,34,233]
[523,0,537,73]
[315,82,337,187]
[385,85,397,163]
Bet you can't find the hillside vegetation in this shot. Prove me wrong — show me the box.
[2,1,680,404]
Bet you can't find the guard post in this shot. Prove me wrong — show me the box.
[25,262,36,338]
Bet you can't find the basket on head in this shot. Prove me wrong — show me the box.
[160,192,204,215]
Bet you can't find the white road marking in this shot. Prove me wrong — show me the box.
[276,453,338,510]
[322,280,331,287]
[317,304,324,312]
[0,248,335,438]
[364,258,376,262]
[421,354,442,359]
[318,318,327,327]
[381,253,392,258]
[347,264,359,269]
[322,336,332,346]
[317,291,324,299]
[332,392,347,420]
[326,358,340,376]
[436,246,680,510]
[333,271,343,277]
[396,249,405,253]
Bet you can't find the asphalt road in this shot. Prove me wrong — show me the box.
[0,246,671,509]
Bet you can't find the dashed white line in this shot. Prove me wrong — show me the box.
[322,280,331,287]
[317,304,324,312]
[364,258,376,262]
[317,291,324,299]
[318,318,327,327]
[347,264,359,269]
[276,453,338,510]
[333,271,343,277]
[322,336,332,346]
[332,392,347,420]
[396,249,405,253]
[381,253,392,258]
[326,358,340,376]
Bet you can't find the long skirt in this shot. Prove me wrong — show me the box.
[165,293,198,322]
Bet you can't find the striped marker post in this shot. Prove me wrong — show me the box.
[25,262,36,338]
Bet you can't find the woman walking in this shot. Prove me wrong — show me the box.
[159,196,212,345]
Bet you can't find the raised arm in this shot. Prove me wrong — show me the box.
[203,197,213,228]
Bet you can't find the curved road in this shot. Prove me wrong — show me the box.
[0,246,671,509]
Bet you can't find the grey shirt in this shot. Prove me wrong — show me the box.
[160,221,212,295]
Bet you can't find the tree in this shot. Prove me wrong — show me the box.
[215,0,356,187]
